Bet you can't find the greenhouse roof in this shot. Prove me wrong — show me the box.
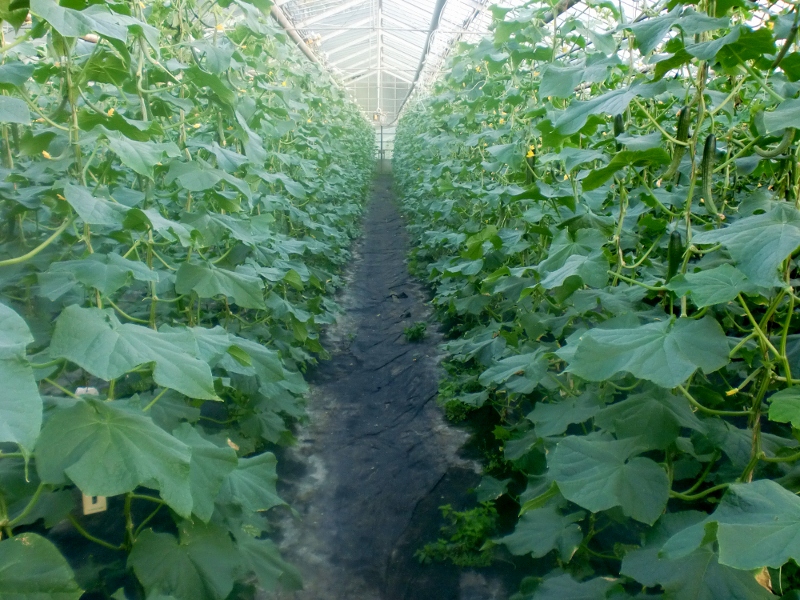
[269,0,648,125]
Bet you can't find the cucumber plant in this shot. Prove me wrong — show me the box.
[0,1,373,598]
[395,0,800,597]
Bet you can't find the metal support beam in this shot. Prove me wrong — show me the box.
[270,4,320,65]
[390,0,449,124]
[296,0,367,28]
[344,66,412,85]
[377,0,382,116]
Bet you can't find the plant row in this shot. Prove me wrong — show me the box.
[395,0,800,597]
[0,1,373,598]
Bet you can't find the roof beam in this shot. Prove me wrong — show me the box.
[270,4,320,66]
[320,16,373,42]
[296,0,367,28]
[390,0,449,124]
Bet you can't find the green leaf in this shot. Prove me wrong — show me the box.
[50,305,217,400]
[175,262,266,310]
[768,388,800,428]
[662,480,800,570]
[236,535,302,592]
[595,388,706,450]
[549,436,670,524]
[566,317,729,389]
[63,183,128,226]
[498,503,584,560]
[530,572,617,600]
[554,86,638,135]
[40,252,158,299]
[35,398,192,517]
[101,128,181,178]
[186,66,236,107]
[0,533,83,599]
[539,251,609,289]
[129,522,238,600]
[478,350,548,394]
[666,263,759,307]
[763,98,800,134]
[31,0,155,42]
[622,512,774,600]
[581,148,670,191]
[0,95,30,124]
[0,61,34,89]
[125,207,196,247]
[692,204,800,287]
[539,65,584,99]
[527,392,604,437]
[624,7,680,55]
[217,452,284,513]
[172,423,237,522]
[0,303,42,451]
[486,143,521,167]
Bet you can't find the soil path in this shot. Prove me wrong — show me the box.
[270,176,506,600]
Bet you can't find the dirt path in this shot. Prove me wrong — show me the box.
[269,176,506,600]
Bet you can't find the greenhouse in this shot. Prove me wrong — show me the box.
[0,0,799,598]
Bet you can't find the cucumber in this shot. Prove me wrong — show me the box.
[663,105,690,181]
[666,230,683,283]
[613,114,624,137]
[701,133,718,216]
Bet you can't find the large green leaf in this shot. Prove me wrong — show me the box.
[692,204,800,287]
[172,424,237,522]
[539,65,585,99]
[554,87,638,135]
[35,398,192,516]
[0,533,83,599]
[662,480,800,570]
[0,95,29,124]
[531,573,617,600]
[565,316,729,388]
[478,350,548,394]
[527,392,604,437]
[768,387,800,428]
[175,262,266,310]
[549,436,669,525]
[497,503,584,560]
[622,512,774,600]
[581,148,670,191]
[595,388,705,450]
[101,128,181,178]
[217,452,284,513]
[236,535,302,592]
[129,522,238,600]
[39,253,158,300]
[63,183,128,226]
[0,303,42,450]
[763,98,800,134]
[666,263,759,307]
[50,305,217,400]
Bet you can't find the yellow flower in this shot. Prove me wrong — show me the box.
[475,66,481,72]
[526,150,534,158]
[215,24,224,31]
[563,173,569,180]
[56,193,65,200]
[193,123,201,129]
[107,108,115,117]
[42,151,51,159]
[499,118,505,124]
[281,81,287,87]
